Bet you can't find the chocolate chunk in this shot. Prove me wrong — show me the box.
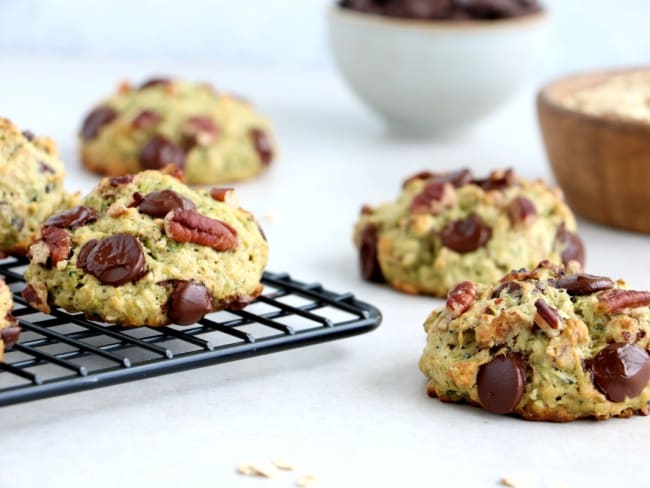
[431,169,473,188]
[359,224,384,283]
[77,234,146,286]
[109,175,134,186]
[555,224,585,267]
[137,190,196,218]
[220,294,256,311]
[250,128,273,165]
[138,134,186,170]
[132,109,161,129]
[139,78,171,89]
[1,315,21,349]
[22,130,35,141]
[507,196,537,227]
[80,106,117,141]
[591,343,650,402]
[46,206,99,230]
[477,353,526,414]
[440,213,491,253]
[554,273,614,296]
[167,281,213,325]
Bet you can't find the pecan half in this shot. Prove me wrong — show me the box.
[446,281,477,317]
[41,226,71,265]
[164,209,238,251]
[598,289,650,314]
[534,298,564,333]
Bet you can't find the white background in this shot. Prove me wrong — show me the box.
[1,2,650,488]
[1,0,650,74]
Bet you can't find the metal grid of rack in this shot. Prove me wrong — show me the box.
[0,257,381,407]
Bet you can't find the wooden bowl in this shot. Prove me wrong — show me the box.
[537,68,650,233]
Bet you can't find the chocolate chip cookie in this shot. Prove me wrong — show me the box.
[419,260,650,421]
[23,168,268,326]
[0,117,79,255]
[79,78,276,185]
[0,278,20,362]
[354,168,584,297]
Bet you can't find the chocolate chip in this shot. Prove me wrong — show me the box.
[77,234,146,286]
[139,78,171,89]
[440,213,491,253]
[1,315,21,349]
[137,190,196,218]
[132,109,161,129]
[109,175,134,186]
[250,128,273,165]
[477,353,526,415]
[555,224,585,267]
[22,130,35,141]
[167,281,213,325]
[182,116,218,150]
[46,206,99,230]
[220,294,256,311]
[507,196,537,227]
[591,343,650,402]
[138,134,186,170]
[80,106,117,141]
[553,273,614,296]
[359,224,384,283]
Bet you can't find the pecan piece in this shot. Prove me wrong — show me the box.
[1,315,21,349]
[209,187,238,206]
[554,273,614,296]
[598,289,650,314]
[534,298,564,333]
[446,281,477,317]
[402,168,472,189]
[473,168,515,192]
[507,196,537,227]
[41,226,71,265]
[22,283,49,313]
[182,116,218,149]
[132,109,161,129]
[410,181,455,214]
[109,175,134,186]
[555,223,585,268]
[164,209,238,251]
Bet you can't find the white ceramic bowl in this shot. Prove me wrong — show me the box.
[328,6,548,136]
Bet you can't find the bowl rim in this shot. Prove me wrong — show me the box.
[537,66,650,132]
[329,4,548,31]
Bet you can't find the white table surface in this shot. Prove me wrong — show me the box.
[0,55,648,488]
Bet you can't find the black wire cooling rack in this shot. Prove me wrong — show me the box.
[0,257,381,407]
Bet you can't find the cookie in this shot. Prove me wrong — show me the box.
[354,168,584,297]
[0,278,20,362]
[23,168,268,326]
[79,78,276,185]
[419,260,650,421]
[0,117,78,255]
